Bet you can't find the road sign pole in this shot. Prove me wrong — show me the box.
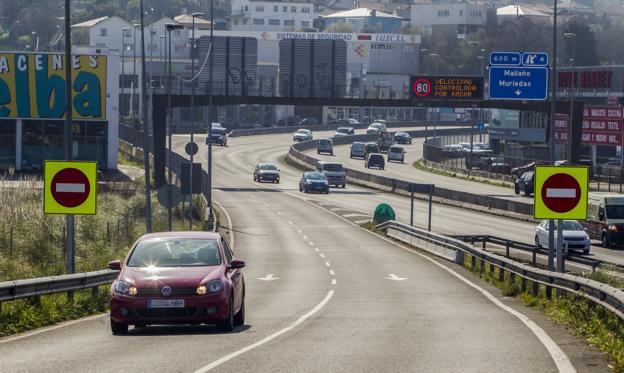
[63,0,75,282]
[549,0,559,273]
[410,184,414,227]
[548,220,555,270]
[428,186,433,232]
[556,219,564,273]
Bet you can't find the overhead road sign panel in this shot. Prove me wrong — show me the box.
[489,52,521,66]
[488,66,548,101]
[44,161,97,215]
[410,76,483,100]
[534,166,588,220]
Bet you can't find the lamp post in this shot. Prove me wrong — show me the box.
[159,35,166,87]
[429,52,439,138]
[132,23,140,119]
[121,27,131,120]
[165,23,184,231]
[207,0,215,223]
[139,0,153,233]
[563,32,576,165]
[189,12,205,230]
[549,0,560,274]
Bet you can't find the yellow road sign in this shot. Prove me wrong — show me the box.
[534,165,588,220]
[44,161,98,215]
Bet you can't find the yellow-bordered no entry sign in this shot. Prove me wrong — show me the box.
[44,161,98,215]
[534,165,588,220]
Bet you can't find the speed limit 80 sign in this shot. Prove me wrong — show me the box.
[409,75,484,100]
[412,78,432,97]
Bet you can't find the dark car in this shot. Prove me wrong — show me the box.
[207,128,228,146]
[365,143,380,155]
[511,160,548,177]
[254,163,280,183]
[299,171,329,194]
[365,153,385,170]
[278,115,301,127]
[393,132,412,145]
[108,231,245,334]
[296,117,319,126]
[515,171,534,196]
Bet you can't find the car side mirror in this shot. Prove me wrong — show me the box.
[108,260,122,271]
[599,212,605,221]
[229,259,246,269]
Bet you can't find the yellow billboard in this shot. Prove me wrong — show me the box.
[0,53,107,120]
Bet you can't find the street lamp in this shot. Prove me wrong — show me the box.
[419,48,429,74]
[165,22,184,231]
[159,34,166,87]
[121,27,131,119]
[132,23,140,120]
[207,0,215,225]
[188,12,205,230]
[563,32,577,166]
[429,52,440,138]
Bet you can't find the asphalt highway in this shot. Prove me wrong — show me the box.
[0,128,610,372]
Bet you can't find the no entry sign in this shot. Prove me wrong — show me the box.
[534,166,588,219]
[44,161,97,215]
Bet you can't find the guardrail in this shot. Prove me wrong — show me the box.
[377,220,624,321]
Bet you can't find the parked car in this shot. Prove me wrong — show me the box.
[514,171,534,196]
[464,149,493,169]
[485,156,511,174]
[535,220,590,255]
[317,138,334,155]
[442,144,463,156]
[350,142,367,159]
[366,122,387,134]
[334,126,355,137]
[393,132,412,145]
[278,115,301,127]
[293,129,313,142]
[511,160,549,177]
[330,118,360,126]
[365,153,385,170]
[108,231,246,334]
[296,117,319,126]
[581,193,624,247]
[207,128,228,146]
[387,146,406,163]
[299,171,330,194]
[316,161,346,188]
[253,163,280,183]
[365,143,380,155]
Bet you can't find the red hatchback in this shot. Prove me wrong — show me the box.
[108,232,245,334]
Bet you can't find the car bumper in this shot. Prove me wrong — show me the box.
[326,177,346,185]
[563,241,590,252]
[258,175,279,181]
[110,293,230,325]
[305,184,329,192]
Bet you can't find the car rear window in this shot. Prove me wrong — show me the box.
[389,147,402,152]
[321,164,344,172]
[127,239,221,267]
[258,164,277,170]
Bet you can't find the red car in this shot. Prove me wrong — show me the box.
[108,231,245,335]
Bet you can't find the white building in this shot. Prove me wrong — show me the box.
[72,16,133,52]
[230,0,318,31]
[410,0,487,36]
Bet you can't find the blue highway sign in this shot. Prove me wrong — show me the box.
[488,66,548,101]
[489,52,521,66]
[521,52,549,67]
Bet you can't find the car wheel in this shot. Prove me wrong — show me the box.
[342,183,346,188]
[110,317,128,335]
[217,295,235,332]
[602,233,610,248]
[233,294,245,326]
[317,151,320,154]
[524,188,530,196]
[583,249,590,255]
[514,185,519,195]
[275,180,280,184]
[534,236,541,248]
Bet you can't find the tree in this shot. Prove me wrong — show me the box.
[563,21,600,66]
[596,20,624,64]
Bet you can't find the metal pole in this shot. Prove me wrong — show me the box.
[189,15,200,230]
[167,29,173,231]
[410,184,414,226]
[567,38,576,164]
[140,0,153,232]
[121,33,126,120]
[63,0,74,277]
[556,219,564,272]
[548,0,559,271]
[207,0,214,217]
[132,27,137,140]
[428,186,433,231]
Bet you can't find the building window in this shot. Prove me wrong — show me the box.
[470,10,482,17]
[100,28,108,36]
[437,10,450,17]
[459,10,463,17]
[269,19,280,25]
[273,5,278,12]
[291,6,297,12]
[244,5,248,11]
[301,21,310,27]
[283,6,287,12]
[284,19,294,26]
[302,7,311,13]
[255,5,264,11]
[253,18,265,25]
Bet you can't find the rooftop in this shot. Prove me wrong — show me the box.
[321,7,402,19]
[71,16,112,29]
[174,14,213,29]
[497,5,549,17]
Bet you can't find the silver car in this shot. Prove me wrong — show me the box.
[293,129,313,142]
[534,220,590,255]
[366,122,387,134]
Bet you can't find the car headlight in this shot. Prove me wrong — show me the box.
[198,280,223,295]
[305,181,312,185]
[323,181,329,185]
[114,280,137,296]
[608,224,618,232]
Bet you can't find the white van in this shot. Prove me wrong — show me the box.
[581,193,624,247]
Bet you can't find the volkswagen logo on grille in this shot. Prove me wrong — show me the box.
[160,286,172,297]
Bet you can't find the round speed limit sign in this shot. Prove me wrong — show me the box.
[412,78,431,97]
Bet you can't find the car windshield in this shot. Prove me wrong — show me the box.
[322,164,344,172]
[296,130,309,135]
[395,133,408,137]
[127,239,221,267]
[606,205,624,219]
[305,172,326,180]
[258,164,277,170]
[213,129,226,135]
[558,221,583,231]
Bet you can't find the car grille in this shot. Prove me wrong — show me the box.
[135,308,200,318]
[567,244,586,249]
[565,237,585,242]
[136,287,197,297]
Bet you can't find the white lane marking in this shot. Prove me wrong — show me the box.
[290,192,576,373]
[0,314,107,344]
[385,273,408,281]
[212,199,234,248]
[308,242,314,246]
[193,290,335,373]
[314,248,320,252]
[546,188,576,198]
[342,213,369,218]
[320,253,326,259]
[55,183,86,193]
[303,235,308,240]
[331,279,337,285]
[329,270,335,276]
[325,261,331,267]
[354,219,370,224]
[277,211,283,216]
[256,274,280,281]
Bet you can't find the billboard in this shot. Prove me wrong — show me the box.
[555,106,623,146]
[410,76,483,100]
[0,53,107,120]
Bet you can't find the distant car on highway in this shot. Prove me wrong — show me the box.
[376,132,394,153]
[208,122,225,131]
[253,163,280,183]
[387,146,405,163]
[293,129,313,142]
[365,153,385,170]
[316,161,346,188]
[296,117,319,127]
[299,171,330,194]
[277,115,301,127]
[514,171,534,196]
[365,143,380,155]
[317,138,334,155]
[535,220,590,255]
[366,122,387,134]
[334,126,355,137]
[393,132,412,145]
[330,118,360,126]
[350,142,367,159]
[108,231,246,334]
[207,128,228,146]
[511,160,549,177]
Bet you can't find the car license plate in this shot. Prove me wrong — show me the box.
[148,299,185,308]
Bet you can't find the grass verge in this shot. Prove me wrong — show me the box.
[413,159,514,189]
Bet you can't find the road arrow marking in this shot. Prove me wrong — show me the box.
[385,274,407,281]
[256,274,280,281]
[514,89,522,96]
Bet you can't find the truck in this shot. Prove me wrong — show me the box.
[375,132,394,153]
[580,192,624,247]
